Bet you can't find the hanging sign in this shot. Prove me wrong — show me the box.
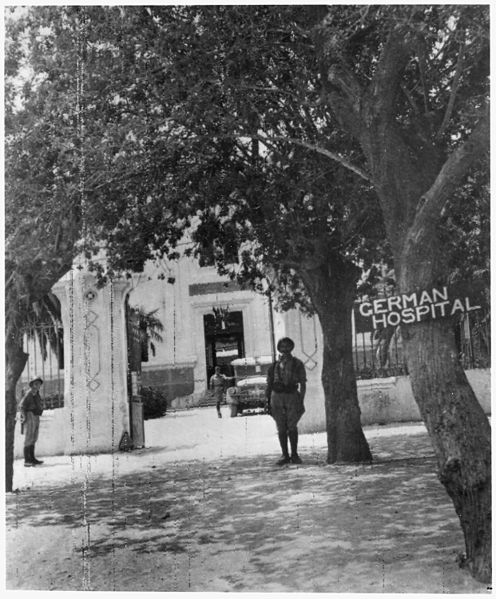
[358,286,482,330]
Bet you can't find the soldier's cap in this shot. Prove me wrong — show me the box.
[29,377,43,386]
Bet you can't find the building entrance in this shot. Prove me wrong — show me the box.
[204,310,245,384]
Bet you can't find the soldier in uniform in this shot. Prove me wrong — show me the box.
[209,366,227,418]
[266,338,306,465]
[19,377,44,467]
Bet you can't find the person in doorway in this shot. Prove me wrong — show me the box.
[210,366,227,418]
[19,377,44,467]
[266,337,306,465]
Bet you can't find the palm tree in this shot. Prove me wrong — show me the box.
[127,306,165,368]
[22,292,64,367]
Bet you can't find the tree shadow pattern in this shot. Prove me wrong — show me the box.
[6,431,486,593]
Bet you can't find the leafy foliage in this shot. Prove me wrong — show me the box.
[141,386,168,420]
[16,6,385,315]
[7,6,487,319]
[441,159,489,292]
[128,306,165,361]
[312,5,489,238]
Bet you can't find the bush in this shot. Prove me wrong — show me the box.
[141,386,168,420]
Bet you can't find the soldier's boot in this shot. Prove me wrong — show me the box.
[30,445,43,465]
[24,446,34,467]
[276,432,290,466]
[289,430,302,464]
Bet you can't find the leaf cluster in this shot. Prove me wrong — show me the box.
[6,5,488,330]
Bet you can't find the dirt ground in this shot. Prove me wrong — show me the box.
[5,408,490,593]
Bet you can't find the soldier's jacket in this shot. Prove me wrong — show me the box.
[266,356,306,396]
[19,389,43,417]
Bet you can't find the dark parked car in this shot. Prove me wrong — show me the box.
[226,356,273,416]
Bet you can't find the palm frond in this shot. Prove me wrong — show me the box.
[22,292,63,359]
[129,305,165,345]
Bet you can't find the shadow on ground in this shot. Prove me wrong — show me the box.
[6,431,487,593]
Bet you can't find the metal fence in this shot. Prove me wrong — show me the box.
[352,304,490,379]
[19,325,64,409]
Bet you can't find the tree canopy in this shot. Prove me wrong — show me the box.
[6,5,488,308]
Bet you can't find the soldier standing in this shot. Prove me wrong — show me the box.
[266,338,306,465]
[19,377,44,467]
[210,366,227,418]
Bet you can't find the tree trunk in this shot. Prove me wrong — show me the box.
[400,315,491,582]
[300,257,372,464]
[5,337,28,493]
[358,98,491,583]
[397,228,491,583]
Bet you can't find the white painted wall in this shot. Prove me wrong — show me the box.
[16,368,490,459]
[52,270,132,455]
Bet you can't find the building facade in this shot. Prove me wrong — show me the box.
[126,256,278,400]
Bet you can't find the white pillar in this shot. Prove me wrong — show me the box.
[53,270,132,455]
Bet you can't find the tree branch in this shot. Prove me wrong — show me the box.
[242,133,371,182]
[369,29,413,121]
[409,106,489,241]
[436,43,465,139]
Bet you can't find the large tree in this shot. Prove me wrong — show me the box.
[303,5,490,581]
[6,5,382,471]
[154,140,383,464]
[5,8,82,490]
[77,5,386,464]
[4,6,144,490]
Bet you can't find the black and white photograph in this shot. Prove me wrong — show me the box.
[4,2,491,593]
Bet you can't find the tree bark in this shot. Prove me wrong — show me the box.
[300,257,372,464]
[397,214,491,583]
[5,337,28,493]
[401,316,491,582]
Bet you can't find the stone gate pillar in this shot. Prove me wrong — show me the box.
[53,269,132,455]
